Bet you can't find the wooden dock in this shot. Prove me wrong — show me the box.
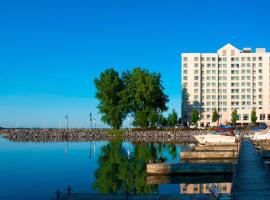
[147,162,233,174]
[232,140,270,199]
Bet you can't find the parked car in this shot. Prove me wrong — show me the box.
[189,123,197,129]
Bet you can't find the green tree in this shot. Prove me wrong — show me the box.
[251,108,257,125]
[191,109,199,124]
[157,113,168,127]
[94,68,125,129]
[212,108,219,123]
[121,68,168,127]
[167,109,178,126]
[231,109,238,125]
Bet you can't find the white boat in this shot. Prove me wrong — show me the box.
[194,133,236,145]
[252,128,270,140]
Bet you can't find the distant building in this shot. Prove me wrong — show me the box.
[181,43,270,127]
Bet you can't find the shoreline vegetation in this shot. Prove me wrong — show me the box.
[0,128,253,143]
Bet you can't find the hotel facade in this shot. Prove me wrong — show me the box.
[181,43,270,127]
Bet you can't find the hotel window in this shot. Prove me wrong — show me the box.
[207,57,211,61]
[194,82,199,87]
[231,57,235,61]
[243,114,249,121]
[194,89,198,93]
[207,95,210,100]
[194,70,198,74]
[253,57,256,61]
[223,64,227,67]
[183,83,187,87]
[207,83,211,87]
[241,76,245,80]
[259,57,262,61]
[212,95,216,99]
[241,63,245,67]
[212,76,216,80]
[207,64,211,67]
[259,63,263,67]
[183,63,187,68]
[247,57,251,61]
[183,70,187,74]
[201,57,205,61]
[241,82,245,86]
[237,114,240,120]
[212,57,216,61]
[183,76,187,81]
[260,114,265,120]
[194,57,199,61]
[194,95,198,100]
[212,82,216,86]
[212,64,216,67]
[223,89,227,93]
[207,76,211,80]
[259,69,262,73]
[194,63,199,68]
[183,57,188,61]
[212,70,216,74]
[241,57,245,61]
[194,76,199,80]
[223,76,227,80]
[223,57,227,61]
[268,114,270,120]
[223,108,227,111]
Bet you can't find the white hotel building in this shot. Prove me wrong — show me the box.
[181,43,270,127]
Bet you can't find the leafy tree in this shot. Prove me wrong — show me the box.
[212,108,219,123]
[94,67,168,129]
[251,108,257,125]
[157,114,167,127]
[167,109,178,126]
[121,68,168,127]
[94,68,125,129]
[181,87,189,122]
[191,109,199,124]
[231,109,238,125]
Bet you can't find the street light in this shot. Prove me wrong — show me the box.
[89,113,92,130]
[65,114,69,129]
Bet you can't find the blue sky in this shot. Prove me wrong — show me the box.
[1,0,270,128]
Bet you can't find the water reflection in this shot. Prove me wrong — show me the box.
[92,141,179,194]
[180,183,232,194]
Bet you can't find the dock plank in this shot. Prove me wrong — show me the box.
[233,140,270,199]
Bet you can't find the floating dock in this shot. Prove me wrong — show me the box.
[147,162,233,175]
[180,151,238,160]
[232,140,270,199]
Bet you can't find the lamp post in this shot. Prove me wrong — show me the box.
[65,114,69,129]
[93,117,96,129]
[89,113,92,130]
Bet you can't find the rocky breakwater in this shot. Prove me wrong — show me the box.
[3,128,212,143]
[123,129,212,143]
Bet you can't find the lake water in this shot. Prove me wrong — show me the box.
[0,135,232,200]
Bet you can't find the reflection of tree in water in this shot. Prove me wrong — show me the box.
[93,141,178,194]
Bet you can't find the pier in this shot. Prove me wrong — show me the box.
[232,140,270,199]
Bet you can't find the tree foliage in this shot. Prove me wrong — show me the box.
[191,109,199,124]
[251,108,257,124]
[231,109,238,125]
[94,68,125,129]
[167,109,178,126]
[94,67,169,129]
[212,108,219,123]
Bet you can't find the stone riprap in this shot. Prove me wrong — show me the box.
[1,128,253,143]
[1,128,211,143]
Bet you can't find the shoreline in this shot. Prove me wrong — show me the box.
[1,128,253,143]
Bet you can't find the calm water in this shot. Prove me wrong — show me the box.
[0,135,232,200]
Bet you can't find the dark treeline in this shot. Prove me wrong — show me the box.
[94,68,169,129]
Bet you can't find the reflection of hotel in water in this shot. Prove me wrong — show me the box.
[180,183,232,194]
